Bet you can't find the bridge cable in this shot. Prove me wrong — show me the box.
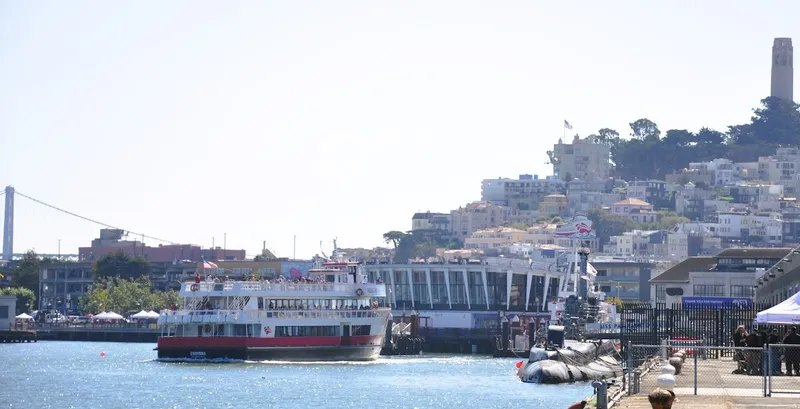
[15,190,175,244]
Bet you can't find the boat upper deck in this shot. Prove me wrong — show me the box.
[180,280,387,298]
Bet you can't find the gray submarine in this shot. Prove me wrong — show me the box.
[516,325,622,384]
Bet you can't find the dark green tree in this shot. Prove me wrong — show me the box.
[93,250,151,279]
[0,287,36,313]
[10,250,41,296]
[607,96,800,181]
[382,231,408,249]
[629,118,661,140]
[587,208,637,244]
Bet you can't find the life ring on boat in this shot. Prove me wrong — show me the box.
[264,326,271,336]
[203,324,212,332]
[356,288,364,297]
[190,284,199,292]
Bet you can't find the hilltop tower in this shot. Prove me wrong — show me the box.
[771,38,793,101]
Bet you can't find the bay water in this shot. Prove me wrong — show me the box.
[1,342,593,408]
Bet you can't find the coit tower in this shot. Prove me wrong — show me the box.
[771,38,793,101]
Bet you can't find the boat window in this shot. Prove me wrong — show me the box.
[257,298,264,310]
[275,326,341,337]
[326,274,335,282]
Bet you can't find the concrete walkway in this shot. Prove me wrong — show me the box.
[615,395,800,408]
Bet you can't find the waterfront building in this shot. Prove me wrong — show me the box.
[362,257,565,328]
[755,246,800,305]
[651,248,791,304]
[78,229,246,263]
[0,295,16,329]
[590,258,661,302]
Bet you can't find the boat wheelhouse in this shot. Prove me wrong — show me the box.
[156,257,390,361]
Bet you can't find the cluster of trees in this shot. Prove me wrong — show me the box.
[587,208,690,244]
[586,97,800,181]
[0,287,36,314]
[77,276,180,314]
[383,230,462,262]
[2,250,179,314]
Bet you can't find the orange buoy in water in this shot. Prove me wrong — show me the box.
[515,361,523,369]
[100,352,106,358]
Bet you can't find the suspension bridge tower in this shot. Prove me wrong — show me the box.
[3,185,14,261]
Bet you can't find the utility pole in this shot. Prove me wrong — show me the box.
[293,235,296,260]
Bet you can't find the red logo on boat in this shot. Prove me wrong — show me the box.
[264,326,271,335]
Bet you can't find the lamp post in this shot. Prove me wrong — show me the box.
[577,242,592,300]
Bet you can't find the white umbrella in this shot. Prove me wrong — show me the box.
[15,313,33,320]
[146,310,160,319]
[130,310,150,319]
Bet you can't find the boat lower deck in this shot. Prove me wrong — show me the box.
[157,345,382,361]
[156,335,383,361]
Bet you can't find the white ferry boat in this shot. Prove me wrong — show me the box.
[156,253,390,361]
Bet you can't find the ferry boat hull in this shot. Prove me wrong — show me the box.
[156,335,384,361]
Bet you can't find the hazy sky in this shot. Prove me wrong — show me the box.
[1,1,797,259]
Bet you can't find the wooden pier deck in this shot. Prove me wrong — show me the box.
[0,330,38,343]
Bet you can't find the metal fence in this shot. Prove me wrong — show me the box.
[619,302,770,354]
[627,342,800,398]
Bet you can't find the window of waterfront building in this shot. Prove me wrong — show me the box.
[486,272,507,309]
[412,271,429,305]
[730,285,753,298]
[393,270,412,307]
[654,284,666,303]
[430,271,447,305]
[509,274,527,308]
[693,284,725,297]
[448,271,467,305]
[468,271,485,308]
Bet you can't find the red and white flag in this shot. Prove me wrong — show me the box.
[203,261,218,269]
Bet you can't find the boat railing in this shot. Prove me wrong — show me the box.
[158,308,390,324]
[183,282,384,294]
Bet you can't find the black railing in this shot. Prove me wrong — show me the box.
[619,302,773,357]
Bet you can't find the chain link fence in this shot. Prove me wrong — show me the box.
[766,344,800,396]
[628,342,767,397]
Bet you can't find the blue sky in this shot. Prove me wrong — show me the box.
[0,1,797,258]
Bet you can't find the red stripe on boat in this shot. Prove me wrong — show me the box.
[158,335,382,349]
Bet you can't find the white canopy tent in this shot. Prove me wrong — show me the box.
[93,311,125,321]
[15,313,33,320]
[145,311,160,319]
[130,310,150,319]
[756,291,800,324]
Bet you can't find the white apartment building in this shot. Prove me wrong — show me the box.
[611,198,657,223]
[717,211,782,241]
[688,158,748,186]
[480,174,564,211]
[604,230,667,257]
